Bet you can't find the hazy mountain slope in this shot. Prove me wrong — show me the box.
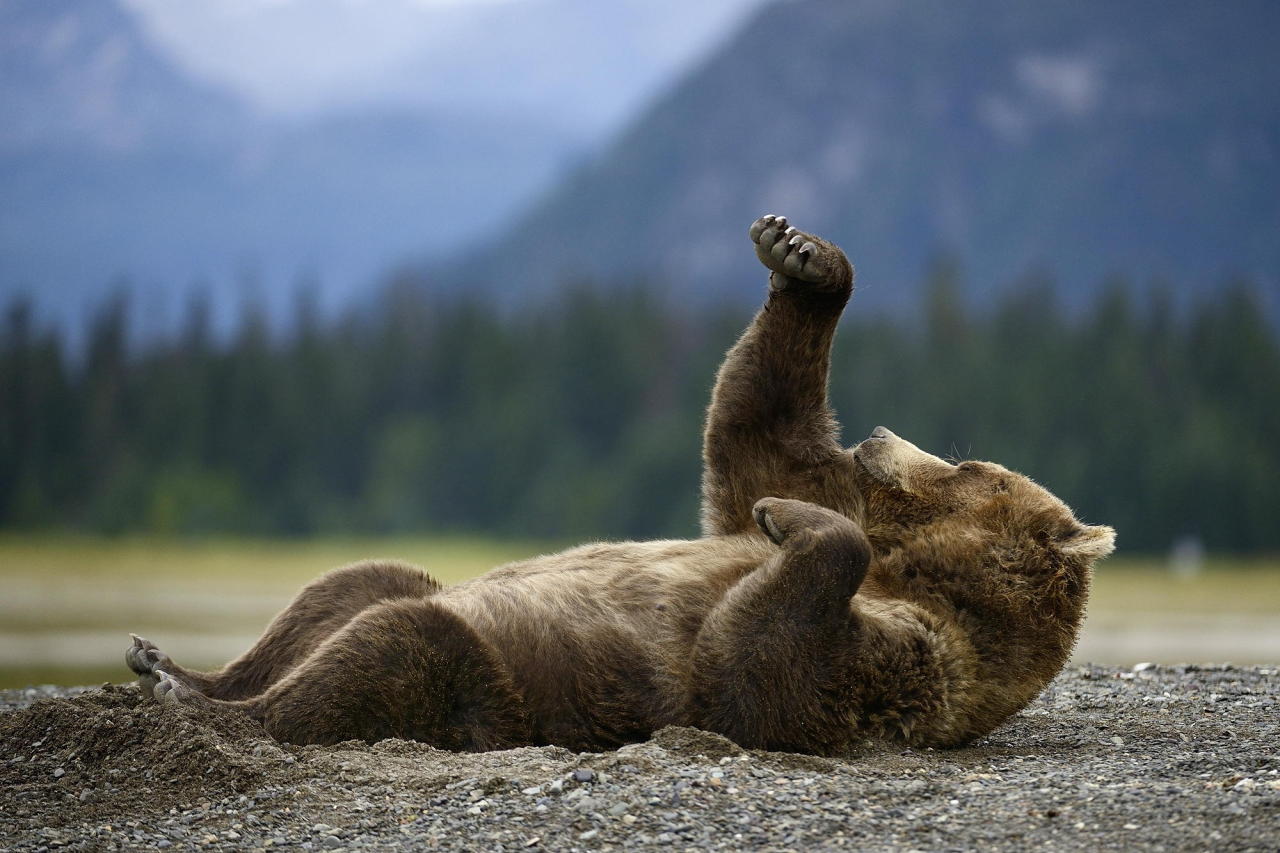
[0,0,241,155]
[0,0,578,334]
[468,0,1280,309]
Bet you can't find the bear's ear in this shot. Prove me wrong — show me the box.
[1061,524,1116,561]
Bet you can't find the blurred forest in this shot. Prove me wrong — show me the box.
[1,273,1276,554]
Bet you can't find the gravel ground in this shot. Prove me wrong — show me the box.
[1,665,1277,851]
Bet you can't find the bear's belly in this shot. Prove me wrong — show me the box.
[437,535,769,750]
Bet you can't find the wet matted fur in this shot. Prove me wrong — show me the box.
[125,215,1115,754]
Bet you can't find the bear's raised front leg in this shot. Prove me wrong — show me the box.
[141,598,532,749]
[701,215,860,536]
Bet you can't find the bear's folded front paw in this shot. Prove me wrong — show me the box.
[753,497,867,553]
[753,498,789,546]
[753,497,840,546]
[748,214,853,293]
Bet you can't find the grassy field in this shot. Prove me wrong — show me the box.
[0,535,1276,689]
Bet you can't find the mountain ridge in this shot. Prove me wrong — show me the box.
[441,0,1280,312]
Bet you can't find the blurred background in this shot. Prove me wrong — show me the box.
[1,0,1278,688]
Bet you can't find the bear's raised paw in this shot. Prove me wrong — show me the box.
[749,214,853,293]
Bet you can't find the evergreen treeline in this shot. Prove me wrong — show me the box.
[2,274,1277,553]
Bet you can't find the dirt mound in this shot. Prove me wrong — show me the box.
[0,683,283,829]
[645,725,745,760]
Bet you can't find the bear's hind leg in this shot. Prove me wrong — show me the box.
[125,560,439,701]
[153,598,531,750]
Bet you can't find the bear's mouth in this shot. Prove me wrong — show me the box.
[851,426,935,492]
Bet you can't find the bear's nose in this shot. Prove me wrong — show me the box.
[870,425,894,440]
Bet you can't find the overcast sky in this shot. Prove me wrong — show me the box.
[121,0,769,134]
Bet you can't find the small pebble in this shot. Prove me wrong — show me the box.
[573,769,596,783]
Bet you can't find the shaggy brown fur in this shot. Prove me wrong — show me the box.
[125,214,1115,754]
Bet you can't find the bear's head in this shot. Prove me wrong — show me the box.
[850,426,1115,739]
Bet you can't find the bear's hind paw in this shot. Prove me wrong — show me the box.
[151,669,210,707]
[126,633,179,696]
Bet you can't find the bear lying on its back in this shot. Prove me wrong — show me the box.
[125,215,1115,755]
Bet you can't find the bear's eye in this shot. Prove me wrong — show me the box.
[993,478,1009,494]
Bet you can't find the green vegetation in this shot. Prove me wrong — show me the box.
[1,274,1277,552]
[0,532,548,589]
[0,535,1274,688]
[1089,559,1280,615]
[0,534,551,689]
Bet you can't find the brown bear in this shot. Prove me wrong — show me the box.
[125,215,1115,755]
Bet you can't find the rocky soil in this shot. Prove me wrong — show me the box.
[2,665,1277,851]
